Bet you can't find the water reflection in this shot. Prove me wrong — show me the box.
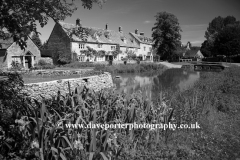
[113,68,200,101]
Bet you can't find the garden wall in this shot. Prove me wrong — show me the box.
[22,72,113,100]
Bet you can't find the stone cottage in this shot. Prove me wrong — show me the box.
[129,30,153,61]
[47,19,139,63]
[0,37,41,69]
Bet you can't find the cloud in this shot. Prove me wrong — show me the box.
[144,20,152,24]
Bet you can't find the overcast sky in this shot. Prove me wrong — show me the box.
[37,0,240,46]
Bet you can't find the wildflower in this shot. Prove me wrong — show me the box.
[73,140,83,150]
[31,139,39,149]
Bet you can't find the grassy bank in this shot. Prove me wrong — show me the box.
[0,66,240,159]
[94,63,167,74]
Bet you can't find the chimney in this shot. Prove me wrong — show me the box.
[119,26,122,33]
[135,29,139,34]
[140,32,144,36]
[76,18,81,27]
[105,23,108,30]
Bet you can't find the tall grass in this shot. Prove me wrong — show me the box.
[1,66,240,159]
[94,63,167,74]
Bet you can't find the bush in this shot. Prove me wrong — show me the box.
[38,59,47,66]
[135,58,140,64]
[10,61,23,71]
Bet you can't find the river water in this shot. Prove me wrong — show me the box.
[112,68,200,101]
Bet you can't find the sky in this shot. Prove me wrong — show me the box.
[37,0,240,47]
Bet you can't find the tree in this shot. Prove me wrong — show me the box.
[214,24,240,58]
[31,32,42,48]
[0,0,106,49]
[152,11,182,60]
[201,16,240,57]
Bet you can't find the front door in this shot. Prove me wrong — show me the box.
[25,56,32,69]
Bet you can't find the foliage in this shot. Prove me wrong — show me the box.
[31,32,42,48]
[10,61,23,71]
[54,49,72,65]
[80,46,98,58]
[135,58,140,64]
[64,61,95,68]
[111,44,121,58]
[0,77,174,160]
[0,0,106,49]
[126,50,136,60]
[213,24,240,58]
[201,16,240,57]
[152,11,182,60]
[94,63,167,74]
[1,66,240,159]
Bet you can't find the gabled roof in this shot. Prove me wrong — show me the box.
[58,21,139,48]
[184,50,199,58]
[129,32,153,45]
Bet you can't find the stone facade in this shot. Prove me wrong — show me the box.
[22,72,113,101]
[0,37,41,69]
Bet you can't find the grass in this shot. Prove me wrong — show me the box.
[22,74,81,84]
[94,63,168,74]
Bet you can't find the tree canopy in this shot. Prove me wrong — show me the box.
[0,0,106,49]
[214,24,240,57]
[152,11,182,60]
[31,32,42,48]
[200,16,240,57]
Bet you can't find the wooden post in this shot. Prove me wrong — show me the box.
[23,56,26,68]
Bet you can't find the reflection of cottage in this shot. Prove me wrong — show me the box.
[0,37,41,69]
[179,43,204,62]
[129,30,153,61]
[47,19,139,63]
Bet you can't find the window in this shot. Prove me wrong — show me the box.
[79,43,85,49]
[149,47,152,51]
[111,46,116,50]
[98,44,103,48]
[144,46,146,51]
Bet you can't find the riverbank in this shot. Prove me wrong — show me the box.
[94,62,168,74]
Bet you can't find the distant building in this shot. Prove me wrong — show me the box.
[0,36,41,69]
[129,30,153,61]
[47,19,140,63]
[179,43,204,62]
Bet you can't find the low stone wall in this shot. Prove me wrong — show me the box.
[22,72,113,100]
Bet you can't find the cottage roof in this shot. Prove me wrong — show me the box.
[184,50,199,58]
[58,21,139,48]
[129,32,153,45]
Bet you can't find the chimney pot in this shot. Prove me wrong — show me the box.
[76,18,81,27]
[119,26,122,33]
[106,23,108,30]
[135,29,139,34]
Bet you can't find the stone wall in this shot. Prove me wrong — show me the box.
[22,72,113,101]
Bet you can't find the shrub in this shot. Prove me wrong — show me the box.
[38,59,47,66]
[10,61,23,71]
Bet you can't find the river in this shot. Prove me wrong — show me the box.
[112,68,200,102]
